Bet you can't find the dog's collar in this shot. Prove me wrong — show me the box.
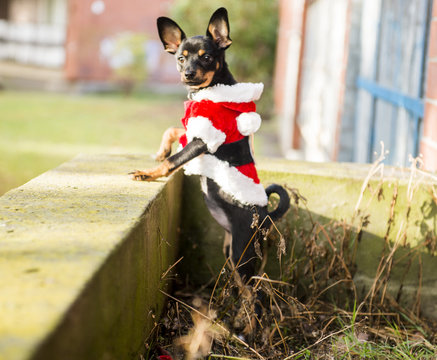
[189,82,264,103]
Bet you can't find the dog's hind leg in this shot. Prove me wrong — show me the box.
[229,213,265,338]
[230,215,259,284]
[155,127,186,161]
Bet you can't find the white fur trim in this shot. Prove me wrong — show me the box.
[191,82,264,103]
[185,116,226,153]
[236,112,262,136]
[183,154,268,207]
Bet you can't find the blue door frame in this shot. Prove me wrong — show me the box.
[356,77,425,161]
[355,0,432,164]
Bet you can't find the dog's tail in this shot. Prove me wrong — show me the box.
[265,184,290,221]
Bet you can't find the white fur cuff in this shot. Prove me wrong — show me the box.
[185,116,226,153]
[191,82,264,103]
[183,154,268,207]
[236,112,262,136]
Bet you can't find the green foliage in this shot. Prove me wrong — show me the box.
[110,33,149,94]
[170,0,279,117]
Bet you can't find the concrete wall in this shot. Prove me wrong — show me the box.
[0,154,183,360]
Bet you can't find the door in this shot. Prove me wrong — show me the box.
[355,0,432,166]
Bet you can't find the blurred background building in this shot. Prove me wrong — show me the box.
[0,0,436,171]
[0,0,179,91]
[275,0,437,172]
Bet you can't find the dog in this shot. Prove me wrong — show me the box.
[131,7,289,292]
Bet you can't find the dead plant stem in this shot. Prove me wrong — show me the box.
[160,290,266,360]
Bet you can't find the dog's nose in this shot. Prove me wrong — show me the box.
[184,70,196,80]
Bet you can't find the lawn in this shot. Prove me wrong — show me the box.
[0,90,278,196]
[0,90,185,195]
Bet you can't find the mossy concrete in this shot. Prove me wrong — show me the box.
[0,154,182,360]
[179,158,437,319]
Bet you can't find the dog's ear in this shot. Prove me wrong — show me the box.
[206,7,232,49]
[157,17,186,54]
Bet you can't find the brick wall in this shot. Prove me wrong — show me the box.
[420,0,437,172]
[273,0,306,155]
[65,0,177,83]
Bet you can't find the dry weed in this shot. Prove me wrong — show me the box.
[148,145,436,359]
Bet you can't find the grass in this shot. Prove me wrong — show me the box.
[326,307,436,359]
[0,90,185,195]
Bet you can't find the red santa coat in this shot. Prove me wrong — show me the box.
[179,82,268,207]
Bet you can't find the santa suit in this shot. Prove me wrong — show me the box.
[178,82,268,207]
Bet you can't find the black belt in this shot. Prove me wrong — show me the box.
[208,137,254,167]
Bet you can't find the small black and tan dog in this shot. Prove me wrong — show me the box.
[132,8,289,291]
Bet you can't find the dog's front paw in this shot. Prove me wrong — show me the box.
[130,161,172,182]
[130,170,153,181]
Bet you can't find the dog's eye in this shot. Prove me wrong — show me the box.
[203,54,212,61]
[178,56,185,63]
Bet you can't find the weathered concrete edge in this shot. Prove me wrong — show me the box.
[31,174,183,360]
[260,159,437,319]
[0,154,183,360]
[31,175,183,360]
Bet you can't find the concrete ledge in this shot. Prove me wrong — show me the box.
[0,154,182,360]
[258,159,437,317]
[257,159,437,248]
